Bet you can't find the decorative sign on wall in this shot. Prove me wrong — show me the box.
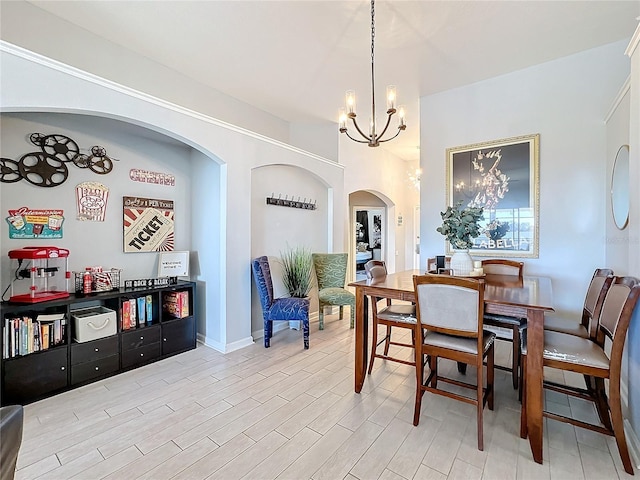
[76,181,109,221]
[123,196,175,253]
[129,169,175,186]
[5,206,65,239]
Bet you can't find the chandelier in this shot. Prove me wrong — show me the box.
[338,0,406,147]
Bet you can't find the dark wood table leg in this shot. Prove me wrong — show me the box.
[526,308,545,463]
[354,288,368,393]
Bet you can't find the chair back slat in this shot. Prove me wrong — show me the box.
[481,259,523,277]
[584,269,615,317]
[312,253,348,289]
[414,275,484,337]
[595,276,640,365]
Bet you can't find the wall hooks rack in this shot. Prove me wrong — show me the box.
[266,193,317,210]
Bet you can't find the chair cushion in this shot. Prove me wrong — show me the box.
[318,287,355,305]
[521,330,610,371]
[423,329,495,355]
[377,304,416,323]
[543,314,588,338]
[267,297,310,321]
[484,313,525,327]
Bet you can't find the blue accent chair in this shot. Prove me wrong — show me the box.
[252,256,310,349]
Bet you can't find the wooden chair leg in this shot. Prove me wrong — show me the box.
[477,355,484,451]
[520,360,528,439]
[511,326,520,390]
[383,325,392,355]
[430,355,438,388]
[593,377,613,431]
[339,306,344,319]
[368,314,379,375]
[487,345,495,411]
[610,377,634,475]
[318,306,325,330]
[413,340,425,426]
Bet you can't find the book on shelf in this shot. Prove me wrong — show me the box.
[129,299,137,327]
[146,295,153,325]
[137,297,146,326]
[2,313,65,359]
[122,299,131,330]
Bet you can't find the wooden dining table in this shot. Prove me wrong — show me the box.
[348,269,554,465]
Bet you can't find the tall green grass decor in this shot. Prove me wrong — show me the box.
[280,246,313,298]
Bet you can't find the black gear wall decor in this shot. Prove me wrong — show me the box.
[1,132,116,187]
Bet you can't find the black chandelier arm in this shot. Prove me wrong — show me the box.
[342,129,371,144]
[377,126,405,144]
[349,115,373,142]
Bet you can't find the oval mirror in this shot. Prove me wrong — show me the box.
[611,144,630,230]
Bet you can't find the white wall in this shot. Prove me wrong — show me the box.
[0,42,346,353]
[0,1,291,148]
[605,84,630,275]
[420,40,630,316]
[0,112,193,281]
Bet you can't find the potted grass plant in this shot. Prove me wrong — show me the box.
[280,245,313,298]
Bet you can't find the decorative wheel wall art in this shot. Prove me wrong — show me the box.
[1,132,116,187]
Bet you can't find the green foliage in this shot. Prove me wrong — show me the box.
[280,245,313,298]
[436,200,485,249]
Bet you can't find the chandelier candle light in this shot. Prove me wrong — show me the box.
[339,0,406,147]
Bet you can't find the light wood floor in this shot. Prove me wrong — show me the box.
[15,311,635,480]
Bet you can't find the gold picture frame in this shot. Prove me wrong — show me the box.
[445,134,540,258]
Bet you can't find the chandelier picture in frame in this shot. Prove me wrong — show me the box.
[445,134,540,258]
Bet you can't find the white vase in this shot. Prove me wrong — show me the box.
[450,249,473,276]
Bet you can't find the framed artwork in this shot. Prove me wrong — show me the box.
[445,134,540,258]
[123,196,175,252]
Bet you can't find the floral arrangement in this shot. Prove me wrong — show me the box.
[436,200,484,249]
[485,219,510,241]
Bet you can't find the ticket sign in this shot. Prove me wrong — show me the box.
[6,207,64,239]
[123,197,175,253]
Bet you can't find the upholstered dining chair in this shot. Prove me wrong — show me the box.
[412,275,495,450]
[543,268,614,338]
[0,405,24,480]
[520,276,640,475]
[481,258,525,389]
[252,256,310,349]
[312,253,355,330]
[365,260,417,374]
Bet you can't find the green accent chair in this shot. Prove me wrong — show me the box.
[312,253,355,330]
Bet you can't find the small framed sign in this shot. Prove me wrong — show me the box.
[158,251,190,278]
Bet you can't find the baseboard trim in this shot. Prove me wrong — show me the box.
[252,321,290,340]
[197,334,255,353]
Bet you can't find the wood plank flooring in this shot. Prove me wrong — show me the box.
[14,311,634,479]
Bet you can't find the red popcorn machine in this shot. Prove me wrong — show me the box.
[7,246,71,303]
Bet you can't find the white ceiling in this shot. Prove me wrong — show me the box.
[27,1,640,162]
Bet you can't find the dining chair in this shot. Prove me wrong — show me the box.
[543,268,614,338]
[519,276,640,475]
[426,256,451,273]
[365,260,417,374]
[481,259,525,389]
[311,253,355,330]
[252,256,310,349]
[412,274,495,450]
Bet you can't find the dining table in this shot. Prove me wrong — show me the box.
[348,269,554,465]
